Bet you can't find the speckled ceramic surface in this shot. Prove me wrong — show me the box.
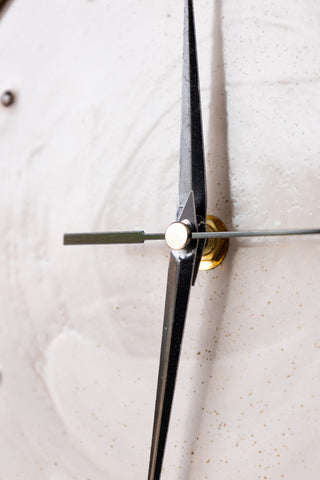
[1,1,320,479]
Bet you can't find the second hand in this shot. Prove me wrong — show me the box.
[64,228,320,246]
[193,228,320,239]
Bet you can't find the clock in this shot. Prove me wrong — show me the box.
[1,1,320,479]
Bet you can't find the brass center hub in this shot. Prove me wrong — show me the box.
[199,215,229,270]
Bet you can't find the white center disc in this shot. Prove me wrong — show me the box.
[165,222,191,250]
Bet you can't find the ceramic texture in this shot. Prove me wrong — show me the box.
[0,1,320,479]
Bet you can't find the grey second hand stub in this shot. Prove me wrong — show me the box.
[63,231,165,245]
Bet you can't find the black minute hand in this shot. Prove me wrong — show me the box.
[179,0,207,284]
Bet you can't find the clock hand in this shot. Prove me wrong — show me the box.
[193,228,320,239]
[179,0,206,285]
[63,231,165,245]
[147,192,197,480]
[64,227,320,245]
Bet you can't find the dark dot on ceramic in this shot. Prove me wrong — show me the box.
[1,90,15,107]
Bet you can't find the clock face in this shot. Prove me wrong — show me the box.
[1,1,320,479]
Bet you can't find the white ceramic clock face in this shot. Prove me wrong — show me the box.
[1,1,320,479]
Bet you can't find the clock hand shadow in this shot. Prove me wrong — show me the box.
[0,1,13,19]
[184,1,234,477]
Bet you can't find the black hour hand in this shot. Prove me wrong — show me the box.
[147,192,197,480]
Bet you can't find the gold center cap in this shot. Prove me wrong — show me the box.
[165,222,191,250]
